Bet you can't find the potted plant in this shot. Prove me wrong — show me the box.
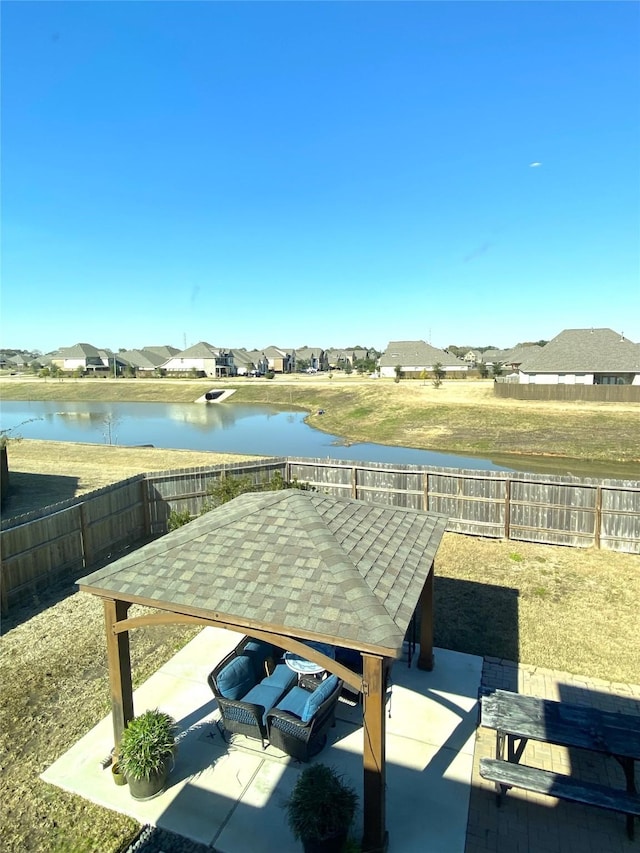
[285,763,359,853]
[118,709,177,800]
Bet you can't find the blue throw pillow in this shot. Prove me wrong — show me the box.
[216,655,255,700]
[301,675,339,724]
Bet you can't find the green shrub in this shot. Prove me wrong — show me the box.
[118,709,177,782]
[167,508,193,531]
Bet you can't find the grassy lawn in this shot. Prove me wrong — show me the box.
[2,375,639,466]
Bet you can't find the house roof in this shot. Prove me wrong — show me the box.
[499,344,543,365]
[228,349,255,368]
[143,345,180,359]
[57,343,102,358]
[119,349,166,370]
[294,347,325,359]
[379,340,466,368]
[172,341,221,359]
[77,489,448,657]
[261,345,290,358]
[519,328,640,373]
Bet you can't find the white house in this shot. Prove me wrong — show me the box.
[163,342,236,377]
[518,328,640,385]
[378,340,468,378]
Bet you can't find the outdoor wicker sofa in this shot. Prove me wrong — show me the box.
[207,638,297,749]
[266,674,343,762]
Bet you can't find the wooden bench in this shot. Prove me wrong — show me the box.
[480,689,640,840]
[480,757,640,822]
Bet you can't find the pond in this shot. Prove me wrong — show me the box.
[2,400,638,480]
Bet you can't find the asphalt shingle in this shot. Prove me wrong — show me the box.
[79,489,448,657]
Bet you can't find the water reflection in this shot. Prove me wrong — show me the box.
[1,400,638,480]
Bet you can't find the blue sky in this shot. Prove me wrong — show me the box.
[2,1,639,354]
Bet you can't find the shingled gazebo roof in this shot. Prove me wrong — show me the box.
[78,489,448,658]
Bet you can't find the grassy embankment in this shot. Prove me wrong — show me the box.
[2,375,640,465]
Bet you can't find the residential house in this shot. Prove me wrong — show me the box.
[51,343,112,374]
[260,346,295,373]
[142,345,180,361]
[162,342,236,377]
[228,348,260,376]
[326,348,375,370]
[119,349,168,375]
[294,347,328,372]
[242,349,270,376]
[462,350,481,365]
[518,328,640,385]
[478,348,509,367]
[379,340,468,378]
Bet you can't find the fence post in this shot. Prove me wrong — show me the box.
[140,478,151,540]
[594,486,602,549]
[504,478,511,540]
[351,466,357,499]
[423,472,429,511]
[79,502,91,568]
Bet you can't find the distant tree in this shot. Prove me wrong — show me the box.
[420,369,428,385]
[394,364,403,383]
[492,363,504,378]
[73,367,84,379]
[354,356,377,374]
[432,362,445,388]
[478,362,489,379]
[296,358,310,373]
[344,362,353,374]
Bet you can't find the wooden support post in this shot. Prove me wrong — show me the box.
[362,654,388,853]
[594,486,602,549]
[104,598,133,748]
[140,477,151,540]
[417,565,434,671]
[79,503,91,568]
[504,478,511,541]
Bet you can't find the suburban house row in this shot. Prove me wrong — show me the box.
[12,328,640,386]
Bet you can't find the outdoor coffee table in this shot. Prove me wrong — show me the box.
[284,642,335,680]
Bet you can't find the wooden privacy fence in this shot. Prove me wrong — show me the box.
[494,383,640,402]
[1,457,638,614]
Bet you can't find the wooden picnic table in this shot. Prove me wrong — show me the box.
[480,689,640,840]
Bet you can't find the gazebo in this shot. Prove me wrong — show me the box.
[78,489,448,852]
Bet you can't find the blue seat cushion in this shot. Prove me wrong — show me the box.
[216,655,255,700]
[301,675,339,723]
[273,685,310,720]
[242,683,288,724]
[261,664,297,692]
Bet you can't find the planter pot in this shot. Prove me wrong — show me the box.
[302,829,348,853]
[111,762,127,786]
[127,755,173,801]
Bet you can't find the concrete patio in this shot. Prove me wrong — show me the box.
[42,626,483,852]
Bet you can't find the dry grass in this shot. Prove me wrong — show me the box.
[3,440,260,518]
[434,534,640,683]
[1,588,201,852]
